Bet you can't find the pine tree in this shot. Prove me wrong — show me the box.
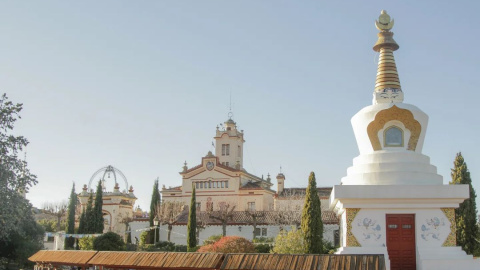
[85,192,94,233]
[187,185,197,251]
[64,183,77,249]
[301,172,323,254]
[93,180,104,233]
[450,152,479,255]
[149,179,161,244]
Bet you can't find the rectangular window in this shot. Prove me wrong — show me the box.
[248,202,256,211]
[261,228,267,236]
[196,202,201,211]
[222,144,226,156]
[225,162,229,167]
[208,182,211,188]
[226,144,230,155]
[225,181,228,188]
[254,228,261,237]
[195,182,199,189]
[200,182,203,189]
[221,182,224,188]
[213,182,217,188]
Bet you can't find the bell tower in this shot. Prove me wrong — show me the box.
[214,114,245,169]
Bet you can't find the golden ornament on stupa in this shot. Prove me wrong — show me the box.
[373,10,401,93]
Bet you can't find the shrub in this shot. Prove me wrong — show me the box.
[174,245,188,252]
[323,241,337,254]
[155,241,175,251]
[93,232,125,251]
[271,227,306,254]
[198,236,255,253]
[78,236,95,250]
[254,244,271,253]
[252,237,274,244]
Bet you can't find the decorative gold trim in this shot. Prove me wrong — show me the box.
[367,105,421,151]
[441,208,456,247]
[346,208,361,247]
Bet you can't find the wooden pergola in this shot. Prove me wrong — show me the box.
[29,251,385,270]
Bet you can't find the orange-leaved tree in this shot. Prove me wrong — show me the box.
[197,236,255,253]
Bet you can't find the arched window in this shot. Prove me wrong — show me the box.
[384,126,403,147]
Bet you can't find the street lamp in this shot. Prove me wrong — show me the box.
[153,216,159,245]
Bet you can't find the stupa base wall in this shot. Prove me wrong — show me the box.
[330,184,479,270]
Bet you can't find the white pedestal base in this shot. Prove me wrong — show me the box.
[417,247,480,270]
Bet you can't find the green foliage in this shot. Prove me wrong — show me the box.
[254,244,271,253]
[252,237,274,243]
[187,185,197,251]
[0,94,41,268]
[450,152,480,255]
[198,236,255,253]
[323,241,336,254]
[85,193,94,233]
[93,181,104,233]
[203,234,222,245]
[137,241,186,252]
[37,219,57,232]
[139,231,149,248]
[301,172,323,254]
[272,227,306,254]
[65,183,77,249]
[78,209,87,234]
[253,236,274,253]
[175,244,188,252]
[0,200,44,269]
[78,236,95,250]
[93,232,125,251]
[149,179,161,244]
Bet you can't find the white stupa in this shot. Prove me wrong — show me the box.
[330,10,479,270]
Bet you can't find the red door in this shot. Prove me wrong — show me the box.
[386,214,416,270]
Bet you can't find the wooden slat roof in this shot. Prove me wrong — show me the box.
[88,252,224,269]
[220,254,386,270]
[28,250,97,265]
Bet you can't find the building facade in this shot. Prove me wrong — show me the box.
[160,117,339,245]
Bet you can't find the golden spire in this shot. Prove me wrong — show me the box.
[372,10,403,104]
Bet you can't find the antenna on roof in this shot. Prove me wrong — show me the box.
[280,166,282,173]
[228,92,234,120]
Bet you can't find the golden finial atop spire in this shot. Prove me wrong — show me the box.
[375,10,395,31]
[372,10,403,104]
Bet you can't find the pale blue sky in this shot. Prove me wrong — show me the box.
[3,1,479,211]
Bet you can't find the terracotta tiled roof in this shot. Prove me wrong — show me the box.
[163,186,182,191]
[278,187,332,198]
[174,210,338,225]
[239,182,264,190]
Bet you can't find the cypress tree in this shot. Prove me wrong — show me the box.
[64,183,77,249]
[301,171,323,254]
[78,209,86,234]
[187,185,197,251]
[93,180,104,233]
[149,179,161,244]
[450,152,479,255]
[85,192,94,233]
